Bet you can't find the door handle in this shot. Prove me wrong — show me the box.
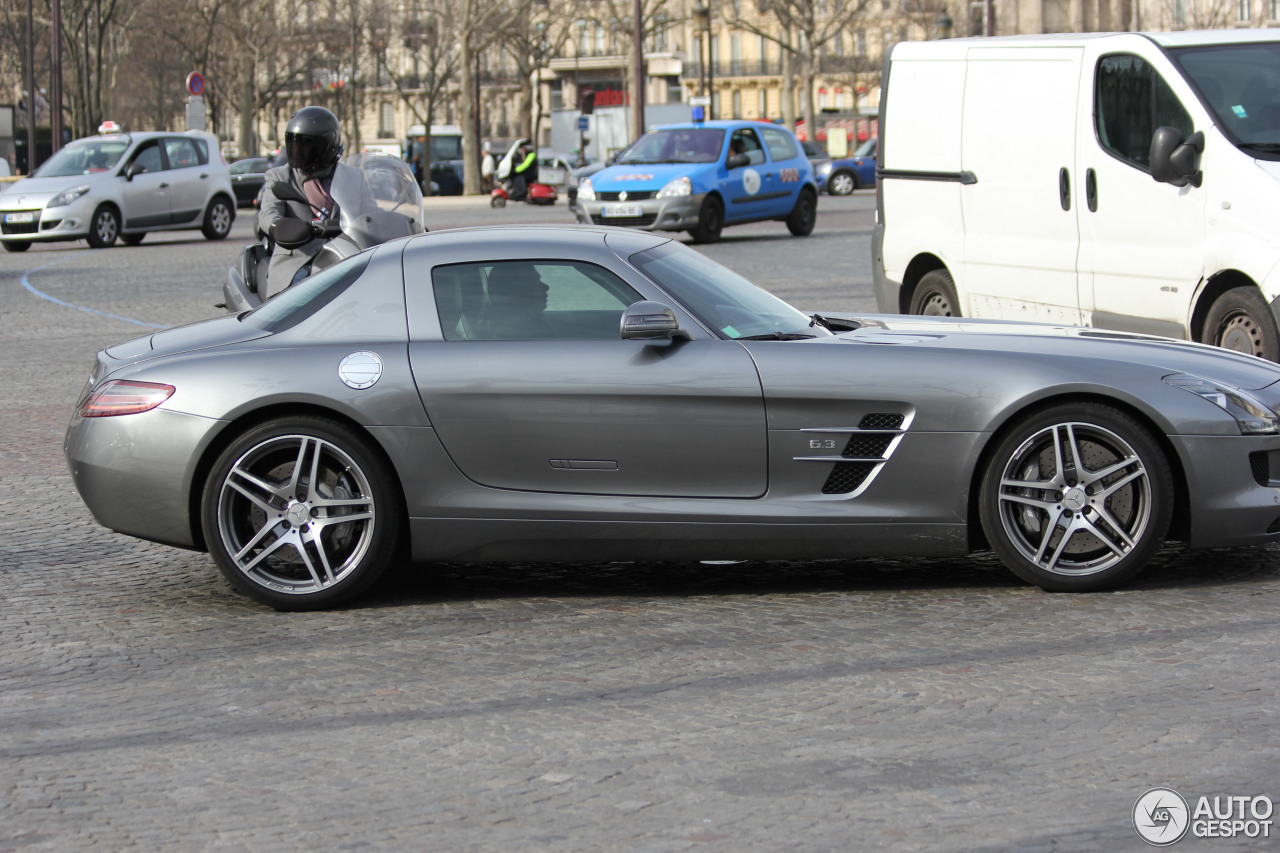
[200,173,209,179]
[1086,168,1098,212]
[159,182,170,188]
[1059,167,1071,211]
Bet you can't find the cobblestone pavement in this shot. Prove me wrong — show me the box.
[2,201,1277,852]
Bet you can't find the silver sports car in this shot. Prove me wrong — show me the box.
[66,225,1280,609]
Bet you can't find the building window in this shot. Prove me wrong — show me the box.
[759,88,768,117]
[378,102,395,138]
[732,89,742,117]
[1238,0,1252,20]
[1174,0,1187,26]
[1270,0,1280,19]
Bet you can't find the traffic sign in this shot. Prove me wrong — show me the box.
[186,71,205,97]
[577,116,589,131]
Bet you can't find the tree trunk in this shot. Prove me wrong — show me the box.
[459,27,480,195]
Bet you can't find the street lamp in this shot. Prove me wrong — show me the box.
[935,7,954,38]
[692,3,713,119]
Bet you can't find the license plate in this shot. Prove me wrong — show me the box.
[4,212,35,224]
[601,204,643,217]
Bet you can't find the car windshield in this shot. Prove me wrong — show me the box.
[231,159,267,175]
[630,242,831,340]
[1169,42,1280,154]
[617,128,725,164]
[33,139,129,177]
[244,253,373,332]
[853,137,877,157]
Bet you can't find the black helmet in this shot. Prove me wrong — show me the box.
[284,106,342,175]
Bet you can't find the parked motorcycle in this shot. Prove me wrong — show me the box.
[220,153,426,313]
[490,137,558,208]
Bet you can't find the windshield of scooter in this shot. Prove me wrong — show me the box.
[331,153,427,249]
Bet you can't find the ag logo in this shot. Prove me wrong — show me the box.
[742,168,762,195]
[1134,788,1190,845]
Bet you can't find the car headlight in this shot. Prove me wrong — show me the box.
[657,176,691,198]
[1164,373,1280,434]
[49,185,92,207]
[577,178,596,201]
[817,162,833,176]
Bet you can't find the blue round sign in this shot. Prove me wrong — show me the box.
[186,72,205,96]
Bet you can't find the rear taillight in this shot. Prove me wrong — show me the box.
[79,380,175,417]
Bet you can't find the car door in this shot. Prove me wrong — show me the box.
[722,127,776,223]
[119,140,171,229]
[958,45,1084,324]
[1076,48,1207,338]
[162,136,211,225]
[406,256,768,498]
[759,126,808,214]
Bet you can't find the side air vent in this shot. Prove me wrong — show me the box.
[1250,451,1271,487]
[822,462,877,494]
[859,413,904,430]
[843,434,894,459]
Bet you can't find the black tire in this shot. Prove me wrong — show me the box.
[201,197,234,241]
[201,416,404,610]
[909,268,960,316]
[828,170,857,195]
[86,205,119,248]
[490,195,506,208]
[979,403,1173,592]
[3,240,30,252]
[786,188,817,236]
[121,232,146,246]
[1201,287,1280,361]
[689,195,724,244]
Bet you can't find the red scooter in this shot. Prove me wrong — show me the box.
[490,137,558,207]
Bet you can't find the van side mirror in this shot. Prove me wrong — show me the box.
[1150,126,1204,188]
[620,300,690,342]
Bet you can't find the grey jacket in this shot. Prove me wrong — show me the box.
[256,165,338,297]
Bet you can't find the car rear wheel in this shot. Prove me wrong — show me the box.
[86,205,119,248]
[828,170,857,195]
[121,232,146,246]
[1202,286,1279,361]
[979,403,1172,591]
[201,197,234,240]
[201,416,403,610]
[3,240,30,252]
[909,269,960,316]
[689,195,724,243]
[786,188,817,236]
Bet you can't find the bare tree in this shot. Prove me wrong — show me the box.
[501,12,575,143]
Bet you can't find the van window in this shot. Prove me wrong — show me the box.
[1169,42,1280,156]
[1096,54,1193,170]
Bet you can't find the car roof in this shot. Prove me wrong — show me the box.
[651,119,792,133]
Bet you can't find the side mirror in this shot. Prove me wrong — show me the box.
[620,300,689,341]
[125,162,145,181]
[726,152,750,169]
[271,218,314,249]
[1150,126,1204,188]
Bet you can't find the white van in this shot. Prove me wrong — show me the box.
[873,30,1280,359]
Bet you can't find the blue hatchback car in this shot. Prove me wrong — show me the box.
[574,119,818,243]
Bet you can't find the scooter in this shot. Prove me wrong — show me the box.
[220,153,426,313]
[489,137,558,208]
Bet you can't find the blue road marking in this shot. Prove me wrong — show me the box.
[19,253,164,328]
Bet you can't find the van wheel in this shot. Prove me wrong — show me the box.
[1202,287,1279,360]
[201,197,234,240]
[786,189,817,236]
[86,205,119,248]
[689,196,724,243]
[909,269,960,316]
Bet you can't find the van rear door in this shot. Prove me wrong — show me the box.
[959,46,1084,324]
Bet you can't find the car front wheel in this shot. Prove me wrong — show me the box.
[1202,286,1279,361]
[689,195,724,243]
[979,403,1173,591]
[86,205,119,248]
[201,416,403,610]
[201,197,234,240]
[3,240,30,252]
[828,171,857,195]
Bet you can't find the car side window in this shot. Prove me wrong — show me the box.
[129,142,164,174]
[762,127,800,162]
[729,128,767,165]
[164,138,202,169]
[433,260,643,341]
[1096,53,1193,170]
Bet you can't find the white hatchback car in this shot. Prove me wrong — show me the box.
[0,129,235,252]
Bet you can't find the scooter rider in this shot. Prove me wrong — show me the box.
[258,106,362,297]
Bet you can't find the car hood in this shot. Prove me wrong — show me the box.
[2,174,112,201]
[820,313,1280,390]
[104,315,271,365]
[588,163,711,192]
